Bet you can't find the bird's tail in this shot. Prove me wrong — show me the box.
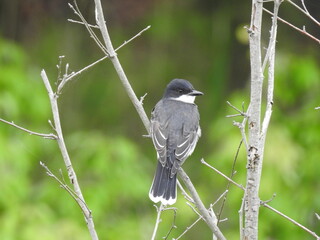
[149,161,177,205]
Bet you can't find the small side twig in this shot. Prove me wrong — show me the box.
[115,25,151,52]
[68,18,100,28]
[174,216,202,240]
[139,93,148,105]
[0,118,57,140]
[226,101,248,118]
[40,161,90,213]
[201,159,245,191]
[177,180,195,204]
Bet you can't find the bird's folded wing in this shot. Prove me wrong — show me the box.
[175,127,200,161]
[151,119,167,166]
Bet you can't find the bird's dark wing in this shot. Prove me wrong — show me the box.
[150,118,168,166]
[171,126,201,176]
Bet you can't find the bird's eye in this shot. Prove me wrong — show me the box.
[178,89,183,93]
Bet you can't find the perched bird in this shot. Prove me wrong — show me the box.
[149,79,203,205]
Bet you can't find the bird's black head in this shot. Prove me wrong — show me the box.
[163,79,203,103]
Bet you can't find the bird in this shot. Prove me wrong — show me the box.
[149,79,203,205]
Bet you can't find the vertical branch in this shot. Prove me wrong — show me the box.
[261,0,281,141]
[244,0,264,239]
[41,70,99,240]
[244,0,281,239]
[151,204,164,240]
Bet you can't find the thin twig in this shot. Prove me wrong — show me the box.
[68,18,100,28]
[93,0,151,133]
[69,1,108,55]
[186,202,203,218]
[286,0,320,26]
[40,161,90,213]
[226,101,248,117]
[263,7,320,44]
[177,180,195,204]
[178,168,226,240]
[57,55,108,94]
[261,202,320,239]
[212,190,229,208]
[239,189,246,239]
[217,140,242,225]
[0,118,57,140]
[201,159,245,191]
[175,192,227,240]
[115,25,151,52]
[261,0,280,140]
[163,208,178,240]
[174,216,202,240]
[151,204,164,240]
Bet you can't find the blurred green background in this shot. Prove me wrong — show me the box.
[0,0,319,239]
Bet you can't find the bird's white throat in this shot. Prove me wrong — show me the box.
[172,95,195,104]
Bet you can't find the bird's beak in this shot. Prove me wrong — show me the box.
[189,89,204,96]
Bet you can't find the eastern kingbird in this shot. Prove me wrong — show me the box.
[149,79,203,205]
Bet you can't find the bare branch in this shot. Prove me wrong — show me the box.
[163,208,177,240]
[261,202,320,239]
[174,216,202,240]
[212,190,229,208]
[0,118,57,140]
[226,101,248,118]
[68,18,100,28]
[69,1,108,55]
[261,0,280,140]
[178,168,226,240]
[151,204,177,240]
[57,55,108,94]
[40,70,99,240]
[201,159,245,191]
[93,0,151,133]
[226,101,250,152]
[177,180,195,204]
[202,156,319,239]
[40,161,90,213]
[263,7,320,44]
[115,25,151,52]
[286,0,320,26]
